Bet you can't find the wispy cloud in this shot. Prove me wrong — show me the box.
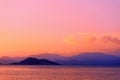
[102,35,120,44]
[63,33,120,52]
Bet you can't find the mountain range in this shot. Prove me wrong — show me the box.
[0,52,120,66]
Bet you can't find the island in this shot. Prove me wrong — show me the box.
[10,57,60,65]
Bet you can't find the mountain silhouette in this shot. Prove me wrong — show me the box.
[0,56,25,64]
[0,53,67,64]
[10,57,60,65]
[65,52,120,66]
[1,52,120,66]
[31,53,67,61]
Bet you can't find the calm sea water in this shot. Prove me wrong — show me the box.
[0,66,120,80]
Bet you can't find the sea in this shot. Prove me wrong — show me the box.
[0,66,120,80]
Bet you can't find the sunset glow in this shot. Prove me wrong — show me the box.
[0,0,120,57]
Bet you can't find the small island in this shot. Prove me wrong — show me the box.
[10,57,60,65]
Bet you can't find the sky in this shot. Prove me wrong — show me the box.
[0,0,120,57]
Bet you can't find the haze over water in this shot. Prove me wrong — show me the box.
[0,66,120,80]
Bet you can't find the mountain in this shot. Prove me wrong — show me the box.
[1,52,120,66]
[0,53,66,64]
[0,56,25,64]
[31,53,67,61]
[65,52,120,66]
[109,50,120,56]
[10,57,60,65]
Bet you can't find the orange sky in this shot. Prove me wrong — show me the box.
[0,0,120,57]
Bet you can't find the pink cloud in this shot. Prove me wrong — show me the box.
[64,33,120,53]
[102,35,120,44]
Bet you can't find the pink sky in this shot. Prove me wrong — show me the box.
[0,0,120,56]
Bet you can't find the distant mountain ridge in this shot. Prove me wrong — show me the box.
[31,53,67,61]
[11,57,59,65]
[0,56,25,64]
[1,52,120,66]
[66,52,120,66]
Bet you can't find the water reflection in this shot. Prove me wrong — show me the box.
[0,66,120,80]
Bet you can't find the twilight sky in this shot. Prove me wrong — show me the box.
[0,0,120,57]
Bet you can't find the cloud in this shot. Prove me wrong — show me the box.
[63,33,120,52]
[102,35,120,44]
[63,35,77,45]
[63,34,97,45]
